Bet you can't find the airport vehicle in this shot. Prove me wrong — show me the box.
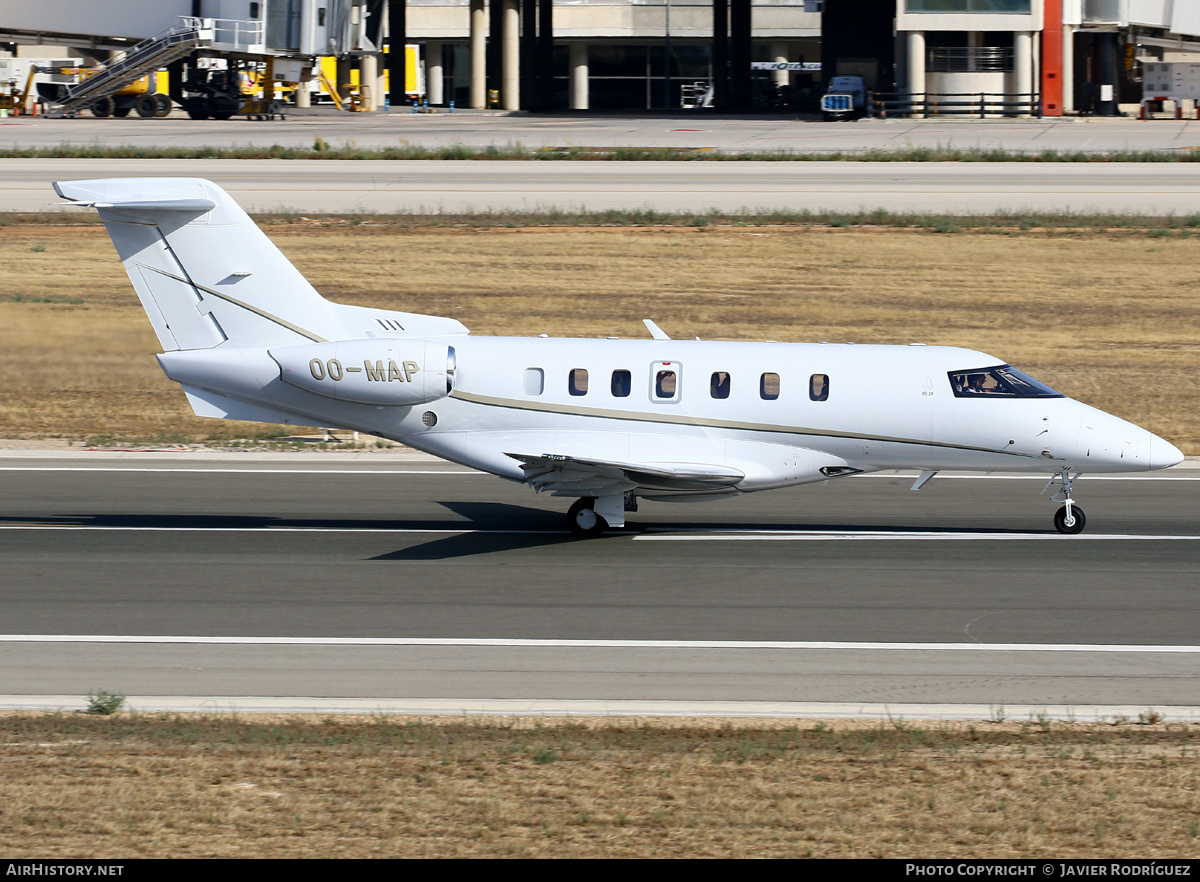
[54,177,1184,536]
[820,76,866,120]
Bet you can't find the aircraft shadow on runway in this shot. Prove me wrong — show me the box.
[0,506,1061,563]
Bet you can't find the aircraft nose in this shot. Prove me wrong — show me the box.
[1151,436,1185,470]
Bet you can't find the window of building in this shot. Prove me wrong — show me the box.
[611,369,631,397]
[523,368,544,396]
[760,372,780,401]
[710,371,731,399]
[569,368,589,396]
[810,374,829,402]
[906,0,1030,12]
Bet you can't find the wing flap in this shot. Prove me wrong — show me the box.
[507,452,744,495]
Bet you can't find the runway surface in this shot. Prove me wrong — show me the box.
[5,158,1200,214]
[1,452,1198,717]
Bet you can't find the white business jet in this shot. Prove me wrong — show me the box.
[55,178,1184,536]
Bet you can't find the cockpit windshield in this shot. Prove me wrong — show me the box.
[948,365,1064,399]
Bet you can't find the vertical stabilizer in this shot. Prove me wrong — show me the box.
[54,178,338,351]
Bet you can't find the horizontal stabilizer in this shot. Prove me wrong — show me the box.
[93,199,216,212]
[53,180,217,218]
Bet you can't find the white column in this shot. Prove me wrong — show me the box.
[570,42,589,110]
[503,0,520,110]
[907,30,925,118]
[770,42,789,88]
[361,52,378,111]
[295,80,312,107]
[470,0,486,109]
[427,41,444,105]
[1014,30,1033,117]
[1062,25,1074,114]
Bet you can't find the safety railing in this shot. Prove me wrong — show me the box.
[56,20,211,111]
[872,91,1041,118]
[187,16,265,53]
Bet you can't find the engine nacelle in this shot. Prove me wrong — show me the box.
[270,339,455,406]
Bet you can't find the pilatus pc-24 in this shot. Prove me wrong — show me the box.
[56,178,1184,536]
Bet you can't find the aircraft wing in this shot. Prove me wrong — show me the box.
[506,452,744,496]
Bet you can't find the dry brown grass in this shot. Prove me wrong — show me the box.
[1,713,1198,858]
[1,223,1197,451]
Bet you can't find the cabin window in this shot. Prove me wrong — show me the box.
[710,371,731,399]
[523,368,544,396]
[810,374,829,401]
[760,372,780,400]
[611,369,631,397]
[650,361,681,402]
[948,365,1064,399]
[569,368,589,396]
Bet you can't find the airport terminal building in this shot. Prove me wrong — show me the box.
[2,0,1199,113]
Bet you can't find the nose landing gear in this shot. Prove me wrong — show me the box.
[1045,468,1086,534]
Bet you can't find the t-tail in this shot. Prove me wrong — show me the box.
[54,178,466,426]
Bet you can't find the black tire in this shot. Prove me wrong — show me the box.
[184,98,210,120]
[91,96,115,118]
[135,94,157,118]
[567,498,607,538]
[112,107,131,117]
[153,93,172,117]
[1053,506,1086,535]
[212,112,234,121]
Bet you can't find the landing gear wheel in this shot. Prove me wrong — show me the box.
[567,498,608,538]
[135,94,158,118]
[1054,505,1086,535]
[91,96,115,118]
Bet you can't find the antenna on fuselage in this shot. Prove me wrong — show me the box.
[643,319,671,341]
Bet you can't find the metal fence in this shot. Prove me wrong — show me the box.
[872,91,1041,118]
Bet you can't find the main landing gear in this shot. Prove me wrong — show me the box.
[1045,467,1086,535]
[565,493,633,537]
[567,498,607,537]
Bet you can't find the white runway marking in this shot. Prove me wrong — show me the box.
[1,635,1198,653]
[4,696,1199,721]
[0,525,1196,541]
[0,467,479,475]
[0,525,543,534]
[635,531,1200,542]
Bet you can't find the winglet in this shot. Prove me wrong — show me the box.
[643,319,671,341]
